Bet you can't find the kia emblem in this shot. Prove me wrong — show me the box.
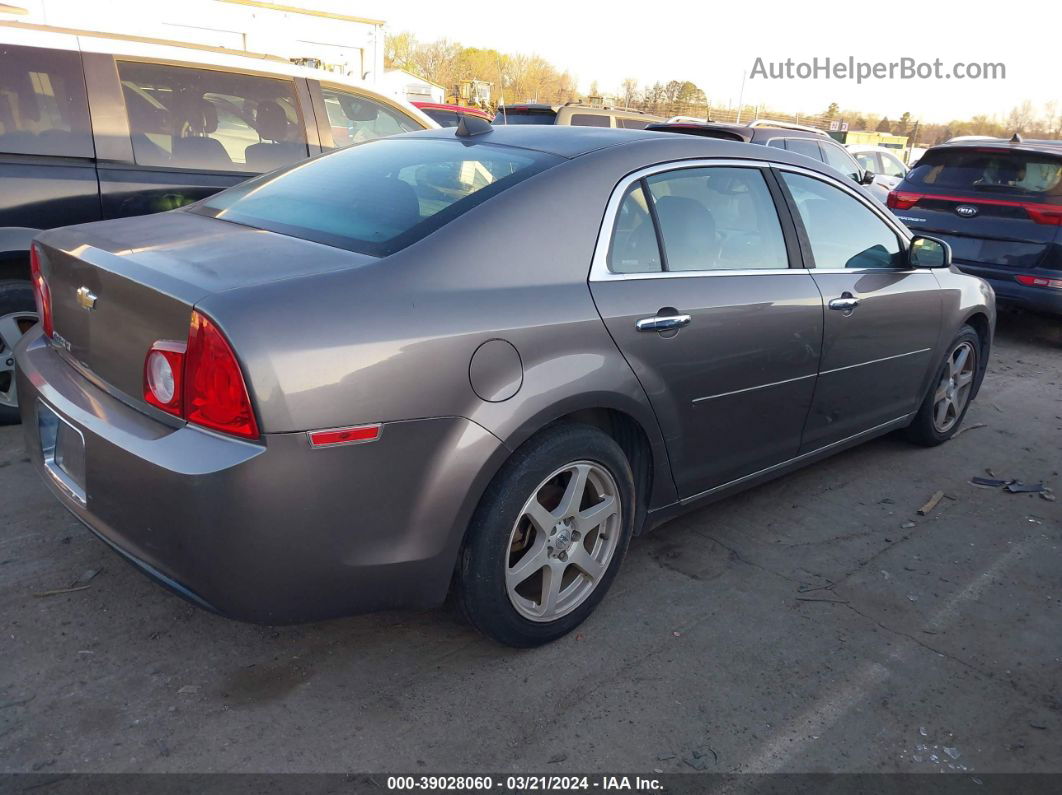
[955,205,979,218]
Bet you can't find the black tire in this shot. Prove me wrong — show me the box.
[456,422,636,647]
[904,325,981,446]
[0,279,38,426]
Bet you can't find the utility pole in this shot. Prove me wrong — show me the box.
[735,70,747,124]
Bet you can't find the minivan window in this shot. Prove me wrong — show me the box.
[193,138,562,256]
[645,167,789,271]
[619,118,651,130]
[569,113,610,128]
[117,61,308,173]
[320,86,420,148]
[906,148,1062,197]
[782,172,902,269]
[0,44,93,157]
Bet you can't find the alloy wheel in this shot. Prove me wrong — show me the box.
[0,311,37,409]
[505,460,622,622]
[932,340,976,433]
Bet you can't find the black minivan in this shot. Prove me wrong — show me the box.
[887,138,1062,315]
[0,22,432,422]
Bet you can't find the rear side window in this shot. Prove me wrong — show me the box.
[492,109,557,125]
[193,138,562,256]
[907,148,1062,197]
[569,113,610,127]
[618,118,651,130]
[320,86,421,148]
[117,61,308,173]
[608,183,660,273]
[781,172,902,269]
[0,44,92,157]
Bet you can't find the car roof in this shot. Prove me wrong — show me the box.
[398,125,859,178]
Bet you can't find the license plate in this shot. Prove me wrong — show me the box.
[38,402,87,506]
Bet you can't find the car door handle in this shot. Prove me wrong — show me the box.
[636,314,692,332]
[828,296,861,311]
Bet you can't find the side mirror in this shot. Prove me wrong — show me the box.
[859,170,876,186]
[909,235,952,269]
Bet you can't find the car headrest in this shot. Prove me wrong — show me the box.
[254,101,290,142]
[184,99,218,135]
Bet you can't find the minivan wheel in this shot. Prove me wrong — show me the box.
[0,280,38,425]
[457,423,635,647]
[904,326,981,446]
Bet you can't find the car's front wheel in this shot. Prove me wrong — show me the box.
[905,325,981,446]
[457,423,635,647]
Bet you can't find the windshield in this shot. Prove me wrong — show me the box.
[906,148,1062,197]
[192,138,561,256]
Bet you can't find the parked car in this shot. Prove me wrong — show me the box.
[887,136,1062,315]
[646,119,882,198]
[412,101,493,128]
[18,125,994,646]
[848,144,909,195]
[493,102,662,129]
[0,22,435,422]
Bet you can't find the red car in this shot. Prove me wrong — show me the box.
[412,102,494,128]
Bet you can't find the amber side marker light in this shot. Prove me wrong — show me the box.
[308,424,382,448]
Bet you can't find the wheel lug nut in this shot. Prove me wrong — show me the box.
[559,552,567,561]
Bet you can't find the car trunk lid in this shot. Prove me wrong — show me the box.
[38,210,371,408]
[890,145,1062,272]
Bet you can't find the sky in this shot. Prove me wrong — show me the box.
[357,0,1060,124]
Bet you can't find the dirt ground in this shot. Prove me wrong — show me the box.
[1,309,1059,775]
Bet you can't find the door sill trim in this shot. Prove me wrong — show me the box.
[678,414,912,507]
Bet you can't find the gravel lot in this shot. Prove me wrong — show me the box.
[1,309,1059,775]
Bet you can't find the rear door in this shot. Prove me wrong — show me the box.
[777,168,942,451]
[589,162,823,498]
[0,39,100,236]
[94,58,316,219]
[887,145,1062,283]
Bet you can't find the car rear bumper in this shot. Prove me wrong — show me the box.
[954,261,1062,315]
[15,327,504,624]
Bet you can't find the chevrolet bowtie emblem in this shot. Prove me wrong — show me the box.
[76,286,97,310]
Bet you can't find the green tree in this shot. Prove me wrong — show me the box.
[824,102,840,120]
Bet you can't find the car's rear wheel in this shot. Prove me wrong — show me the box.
[457,423,635,647]
[0,280,38,425]
[904,325,980,446]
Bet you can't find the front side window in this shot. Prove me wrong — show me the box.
[853,151,879,173]
[193,138,561,256]
[785,138,823,161]
[0,43,92,157]
[569,113,610,127]
[117,61,308,173]
[641,166,789,271]
[879,151,907,178]
[781,172,903,269]
[320,86,421,148]
[822,142,861,181]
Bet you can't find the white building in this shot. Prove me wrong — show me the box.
[380,69,445,104]
[0,0,385,85]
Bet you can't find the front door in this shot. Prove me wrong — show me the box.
[590,163,823,499]
[777,170,942,451]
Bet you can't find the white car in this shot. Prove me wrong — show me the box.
[846,145,909,198]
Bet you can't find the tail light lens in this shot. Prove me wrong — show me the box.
[1016,274,1062,290]
[887,191,922,210]
[143,311,259,439]
[29,244,54,337]
[183,311,259,439]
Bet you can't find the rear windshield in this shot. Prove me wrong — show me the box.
[907,148,1062,197]
[493,109,557,125]
[192,137,561,256]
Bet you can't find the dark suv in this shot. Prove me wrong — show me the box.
[647,119,879,197]
[0,23,431,422]
[886,137,1062,315]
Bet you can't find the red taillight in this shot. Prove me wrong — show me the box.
[143,310,258,439]
[143,341,186,415]
[1024,206,1062,226]
[29,244,54,337]
[183,311,259,439]
[1016,274,1062,290]
[308,424,381,448]
[887,191,922,210]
